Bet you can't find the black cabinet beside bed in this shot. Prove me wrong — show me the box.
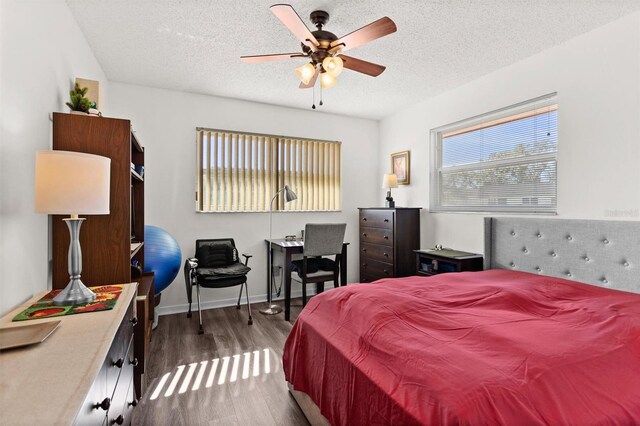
[415,249,483,276]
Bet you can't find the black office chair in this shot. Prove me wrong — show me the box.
[291,223,347,306]
[184,238,253,334]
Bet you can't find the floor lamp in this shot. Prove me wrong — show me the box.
[260,184,297,315]
[35,150,111,305]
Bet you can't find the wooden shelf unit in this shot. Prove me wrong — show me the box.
[52,112,146,288]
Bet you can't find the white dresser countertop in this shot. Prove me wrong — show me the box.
[0,284,137,425]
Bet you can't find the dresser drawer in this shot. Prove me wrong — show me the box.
[106,300,135,395]
[359,273,381,283]
[360,227,393,247]
[108,337,135,426]
[359,209,394,229]
[360,258,393,280]
[360,243,393,264]
[75,362,108,425]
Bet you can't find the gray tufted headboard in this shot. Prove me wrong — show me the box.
[484,217,640,294]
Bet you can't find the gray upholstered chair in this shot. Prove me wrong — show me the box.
[291,223,347,306]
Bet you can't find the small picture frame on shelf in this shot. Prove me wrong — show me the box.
[391,151,410,185]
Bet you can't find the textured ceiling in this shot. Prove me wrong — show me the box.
[66,0,640,120]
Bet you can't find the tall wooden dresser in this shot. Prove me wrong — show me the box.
[358,207,421,282]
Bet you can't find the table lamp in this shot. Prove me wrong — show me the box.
[382,173,398,208]
[261,184,297,315]
[35,150,111,305]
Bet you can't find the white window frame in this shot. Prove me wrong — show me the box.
[430,93,558,214]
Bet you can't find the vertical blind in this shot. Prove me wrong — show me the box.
[430,93,558,213]
[196,129,341,212]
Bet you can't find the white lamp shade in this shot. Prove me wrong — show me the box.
[382,173,398,189]
[322,56,344,77]
[35,150,111,215]
[296,63,316,85]
[320,72,337,89]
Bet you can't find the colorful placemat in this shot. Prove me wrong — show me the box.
[12,285,125,322]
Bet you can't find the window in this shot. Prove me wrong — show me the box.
[196,129,341,212]
[430,93,557,213]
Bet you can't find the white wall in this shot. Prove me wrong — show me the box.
[0,0,108,316]
[108,83,379,314]
[380,12,640,255]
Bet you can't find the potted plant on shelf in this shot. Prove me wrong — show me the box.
[66,83,99,115]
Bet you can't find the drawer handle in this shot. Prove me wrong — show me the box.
[362,263,367,268]
[362,248,367,252]
[96,397,111,411]
[114,358,124,369]
[384,218,389,222]
[131,357,139,367]
[130,317,138,326]
[129,398,138,408]
[362,217,367,221]
[384,269,389,274]
[384,235,389,240]
[113,414,125,425]
[384,253,389,257]
[362,233,367,237]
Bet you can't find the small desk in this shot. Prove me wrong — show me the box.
[266,239,349,321]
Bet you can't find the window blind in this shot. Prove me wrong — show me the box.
[430,93,558,213]
[196,130,341,212]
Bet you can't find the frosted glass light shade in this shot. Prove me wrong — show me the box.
[382,173,398,189]
[35,150,111,215]
[322,56,344,77]
[296,63,316,85]
[320,72,337,89]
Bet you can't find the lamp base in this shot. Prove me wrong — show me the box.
[385,199,395,208]
[52,278,96,306]
[259,304,283,315]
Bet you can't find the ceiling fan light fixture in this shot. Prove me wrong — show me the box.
[320,72,337,89]
[322,56,343,77]
[296,62,316,85]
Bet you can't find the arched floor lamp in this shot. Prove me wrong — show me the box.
[260,184,297,315]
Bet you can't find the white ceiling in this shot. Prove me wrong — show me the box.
[66,0,640,120]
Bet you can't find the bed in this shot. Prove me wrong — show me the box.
[283,218,640,425]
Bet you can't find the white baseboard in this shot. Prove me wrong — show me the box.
[156,289,318,317]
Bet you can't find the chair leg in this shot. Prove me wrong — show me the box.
[236,284,243,310]
[196,282,204,335]
[316,282,325,294]
[302,280,307,306]
[244,282,253,325]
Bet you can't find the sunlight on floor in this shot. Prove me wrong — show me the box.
[149,348,275,400]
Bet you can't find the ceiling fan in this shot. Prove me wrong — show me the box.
[241,4,397,97]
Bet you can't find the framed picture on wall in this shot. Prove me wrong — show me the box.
[391,151,410,185]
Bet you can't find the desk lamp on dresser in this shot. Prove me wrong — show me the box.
[35,150,111,305]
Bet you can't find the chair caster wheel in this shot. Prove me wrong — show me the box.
[198,325,204,334]
[248,318,253,325]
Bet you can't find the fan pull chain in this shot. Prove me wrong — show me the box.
[319,83,323,106]
[312,83,316,109]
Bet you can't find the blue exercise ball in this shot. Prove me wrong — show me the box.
[144,225,182,294]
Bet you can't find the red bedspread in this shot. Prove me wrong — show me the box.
[283,270,640,425]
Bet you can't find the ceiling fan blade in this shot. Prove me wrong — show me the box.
[299,68,320,89]
[330,17,397,52]
[271,4,319,52]
[338,55,386,77]
[240,53,306,63]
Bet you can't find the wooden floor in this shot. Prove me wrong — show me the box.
[133,300,307,425]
